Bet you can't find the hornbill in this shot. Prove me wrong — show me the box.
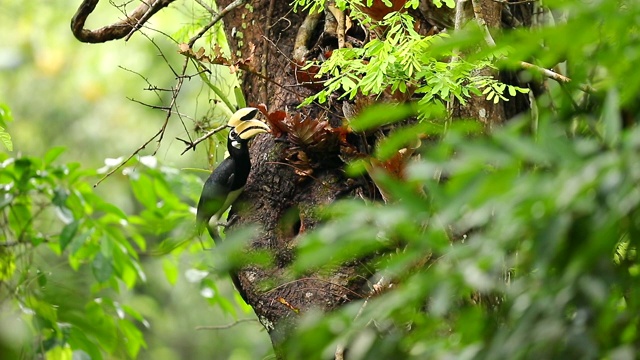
[196,107,270,243]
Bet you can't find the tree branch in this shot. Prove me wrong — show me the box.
[94,56,190,187]
[179,124,227,155]
[194,0,217,16]
[187,0,247,48]
[71,0,176,43]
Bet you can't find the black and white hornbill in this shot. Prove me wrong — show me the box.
[196,107,270,243]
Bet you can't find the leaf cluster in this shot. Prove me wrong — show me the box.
[275,0,640,358]
[0,148,219,358]
[298,5,526,109]
[285,107,640,359]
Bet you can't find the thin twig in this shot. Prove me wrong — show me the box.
[261,0,276,102]
[518,61,568,82]
[471,0,496,46]
[126,97,196,120]
[119,66,164,102]
[124,0,166,41]
[127,97,171,110]
[139,31,180,78]
[94,127,163,187]
[153,58,190,154]
[194,0,216,15]
[196,318,258,330]
[490,0,537,4]
[471,0,594,93]
[335,276,388,359]
[95,57,189,187]
[188,0,247,48]
[180,124,227,155]
[262,35,297,66]
[262,277,365,299]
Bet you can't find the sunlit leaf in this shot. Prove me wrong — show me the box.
[162,258,179,285]
[0,126,12,151]
[119,320,146,358]
[92,251,114,283]
[130,173,157,210]
[350,103,416,131]
[44,147,66,165]
[60,220,80,251]
[601,89,622,147]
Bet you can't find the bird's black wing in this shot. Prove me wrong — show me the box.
[196,157,235,230]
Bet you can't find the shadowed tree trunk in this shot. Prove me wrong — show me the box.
[218,1,369,350]
[213,0,533,355]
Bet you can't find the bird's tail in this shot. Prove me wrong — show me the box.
[195,218,221,248]
[206,224,222,245]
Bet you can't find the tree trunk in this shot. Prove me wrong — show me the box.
[215,0,532,355]
[217,1,368,353]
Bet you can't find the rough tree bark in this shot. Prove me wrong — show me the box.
[215,1,368,351]
[213,0,534,356]
[71,0,176,43]
[451,0,507,126]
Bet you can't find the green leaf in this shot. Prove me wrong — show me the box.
[601,89,621,147]
[130,174,157,209]
[0,126,12,151]
[44,147,66,165]
[92,251,114,282]
[94,201,128,220]
[350,103,416,131]
[44,346,73,360]
[162,258,179,285]
[68,326,103,360]
[0,250,16,281]
[67,230,93,255]
[342,76,357,92]
[234,86,246,109]
[36,268,47,287]
[119,320,146,358]
[0,103,13,125]
[197,65,236,113]
[60,220,80,251]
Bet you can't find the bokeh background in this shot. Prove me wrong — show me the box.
[0,1,273,358]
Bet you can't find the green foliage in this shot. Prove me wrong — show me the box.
[0,126,12,152]
[276,0,640,358]
[300,11,527,110]
[286,114,640,358]
[0,148,144,358]
[293,0,442,15]
[0,103,13,151]
[1,0,271,356]
[0,141,242,358]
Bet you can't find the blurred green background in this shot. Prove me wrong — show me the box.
[0,1,272,359]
